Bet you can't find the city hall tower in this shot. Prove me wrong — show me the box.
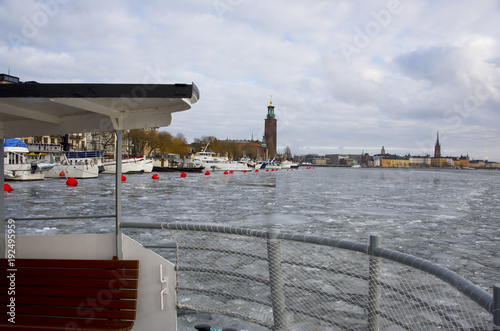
[264,99,277,159]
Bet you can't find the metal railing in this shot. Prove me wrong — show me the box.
[121,222,500,331]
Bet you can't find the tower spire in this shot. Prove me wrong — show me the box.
[267,96,275,119]
[434,131,441,158]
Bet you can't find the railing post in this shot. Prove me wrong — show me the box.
[115,130,123,259]
[368,235,382,331]
[266,229,287,330]
[494,284,500,328]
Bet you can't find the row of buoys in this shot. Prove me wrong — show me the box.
[4,166,308,192]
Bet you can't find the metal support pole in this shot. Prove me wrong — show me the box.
[115,130,123,259]
[0,138,5,258]
[494,284,500,328]
[266,229,287,330]
[368,235,382,331]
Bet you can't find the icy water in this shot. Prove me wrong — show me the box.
[5,167,500,326]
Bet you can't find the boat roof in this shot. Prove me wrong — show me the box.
[4,146,29,153]
[0,82,199,138]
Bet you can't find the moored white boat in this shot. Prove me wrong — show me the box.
[193,150,252,171]
[102,156,146,174]
[144,158,153,173]
[255,159,281,170]
[280,160,298,169]
[27,143,100,179]
[3,139,49,181]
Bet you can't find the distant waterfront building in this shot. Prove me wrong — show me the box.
[264,99,277,159]
[453,155,470,168]
[379,155,410,168]
[409,156,431,167]
[325,154,364,166]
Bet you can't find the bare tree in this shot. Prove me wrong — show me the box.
[283,146,293,160]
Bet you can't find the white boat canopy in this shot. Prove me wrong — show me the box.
[0,82,199,138]
[0,81,199,257]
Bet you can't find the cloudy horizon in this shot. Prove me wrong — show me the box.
[1,0,499,161]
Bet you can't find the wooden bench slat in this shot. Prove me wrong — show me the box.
[0,315,134,331]
[2,258,139,269]
[2,287,138,299]
[0,268,139,279]
[0,296,137,309]
[2,276,138,289]
[11,306,136,320]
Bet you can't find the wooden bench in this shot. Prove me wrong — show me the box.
[0,258,139,330]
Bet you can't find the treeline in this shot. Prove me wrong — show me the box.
[191,136,262,160]
[89,129,292,160]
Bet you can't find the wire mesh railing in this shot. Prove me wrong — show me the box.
[121,222,499,331]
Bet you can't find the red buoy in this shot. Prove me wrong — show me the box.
[152,174,159,179]
[243,170,247,173]
[59,171,65,177]
[66,177,78,187]
[180,172,187,178]
[229,170,234,174]
[4,183,13,193]
[205,171,211,176]
[121,175,127,182]
[266,169,270,172]
[255,169,259,173]
[224,171,229,175]
[271,169,275,171]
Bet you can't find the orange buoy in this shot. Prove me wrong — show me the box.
[180,172,187,178]
[205,171,211,176]
[59,171,65,177]
[66,177,78,186]
[152,174,159,179]
[121,175,126,182]
[4,183,13,192]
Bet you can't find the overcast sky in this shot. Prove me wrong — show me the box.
[1,0,499,160]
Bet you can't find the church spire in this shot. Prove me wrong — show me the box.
[434,131,441,158]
